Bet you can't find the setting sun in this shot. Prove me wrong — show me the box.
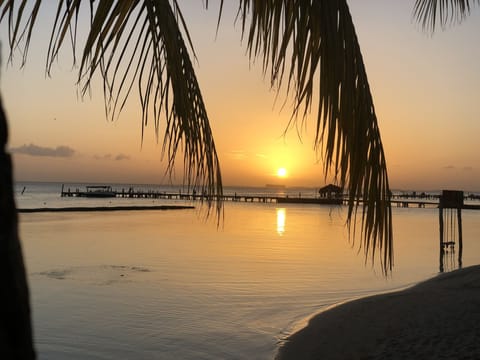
[277,167,288,178]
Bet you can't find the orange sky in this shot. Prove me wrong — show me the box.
[1,1,480,191]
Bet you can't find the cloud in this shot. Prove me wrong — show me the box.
[442,165,474,171]
[115,153,130,161]
[10,143,75,158]
[228,150,247,160]
[94,154,112,160]
[227,150,270,161]
[93,153,130,161]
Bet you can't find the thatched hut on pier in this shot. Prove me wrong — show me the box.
[318,184,343,199]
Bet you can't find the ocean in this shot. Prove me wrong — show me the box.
[15,182,480,359]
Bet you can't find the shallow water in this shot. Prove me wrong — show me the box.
[16,183,480,359]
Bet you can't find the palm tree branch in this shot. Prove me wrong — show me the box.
[237,0,393,272]
[0,0,223,217]
[414,0,480,31]
[45,0,82,75]
[78,0,222,213]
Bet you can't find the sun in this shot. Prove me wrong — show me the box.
[277,167,288,178]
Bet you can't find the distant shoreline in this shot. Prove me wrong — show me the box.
[18,205,195,213]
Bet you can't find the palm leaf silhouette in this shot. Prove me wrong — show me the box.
[235,0,393,270]
[414,0,479,31]
[1,0,223,216]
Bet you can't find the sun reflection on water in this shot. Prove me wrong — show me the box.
[276,208,286,235]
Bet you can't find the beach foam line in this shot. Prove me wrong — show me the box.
[276,265,480,360]
[18,205,194,213]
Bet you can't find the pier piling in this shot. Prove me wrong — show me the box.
[439,190,464,272]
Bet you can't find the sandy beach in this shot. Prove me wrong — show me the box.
[276,265,480,360]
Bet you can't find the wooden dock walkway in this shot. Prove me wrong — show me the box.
[60,185,480,209]
[60,186,343,205]
[61,186,281,203]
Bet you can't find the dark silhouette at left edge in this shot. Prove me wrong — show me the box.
[0,96,36,359]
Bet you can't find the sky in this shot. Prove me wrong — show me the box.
[1,1,480,191]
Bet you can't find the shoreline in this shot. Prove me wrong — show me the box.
[276,265,480,359]
[18,205,195,213]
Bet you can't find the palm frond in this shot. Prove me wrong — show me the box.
[414,0,480,31]
[0,0,42,65]
[236,0,393,272]
[79,0,223,214]
[0,0,223,216]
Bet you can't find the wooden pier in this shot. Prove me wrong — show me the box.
[60,185,480,209]
[60,185,343,205]
[390,200,438,208]
[61,185,281,203]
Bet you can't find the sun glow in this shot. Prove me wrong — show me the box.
[277,167,288,178]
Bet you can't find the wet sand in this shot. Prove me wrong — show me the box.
[276,265,480,359]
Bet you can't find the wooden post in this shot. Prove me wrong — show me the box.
[439,190,464,272]
[457,208,463,268]
[439,206,444,273]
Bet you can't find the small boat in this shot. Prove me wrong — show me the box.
[83,185,116,198]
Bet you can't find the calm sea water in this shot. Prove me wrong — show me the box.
[15,182,480,359]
